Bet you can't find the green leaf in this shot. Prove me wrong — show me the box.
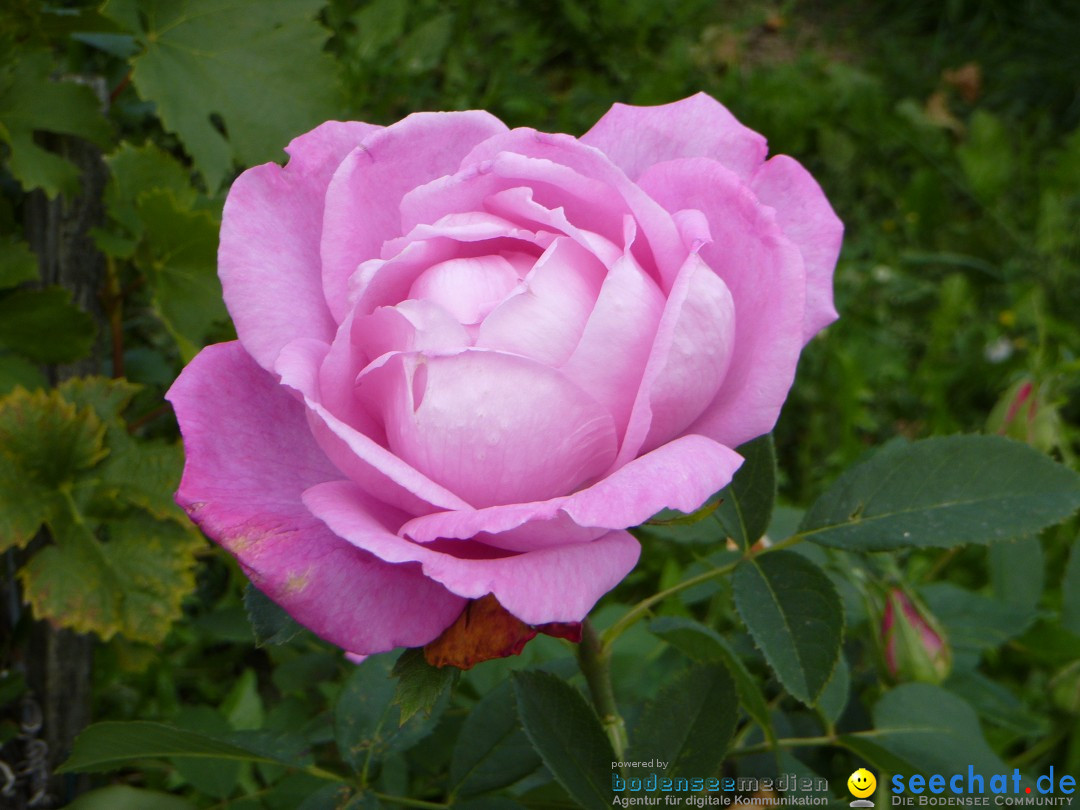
[0,49,112,196]
[648,617,774,744]
[222,669,265,732]
[350,0,408,60]
[732,551,843,705]
[865,683,1022,780]
[392,648,457,725]
[921,583,1036,662]
[989,536,1044,613]
[334,655,446,772]
[244,582,303,647]
[0,354,46,395]
[59,720,296,773]
[19,510,201,642]
[65,785,197,810]
[815,655,849,727]
[957,111,1013,202]
[0,236,38,288]
[450,681,541,799]
[58,376,141,421]
[94,432,188,522]
[134,189,227,359]
[800,435,1080,551]
[716,434,777,549]
[512,670,613,810]
[0,287,97,363]
[1063,540,1080,637]
[626,664,736,779]
[104,141,196,237]
[0,386,106,486]
[102,0,341,189]
[397,13,453,75]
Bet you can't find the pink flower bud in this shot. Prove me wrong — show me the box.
[880,587,951,684]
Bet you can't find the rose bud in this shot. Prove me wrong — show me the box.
[986,377,1064,454]
[167,95,841,666]
[880,586,951,684]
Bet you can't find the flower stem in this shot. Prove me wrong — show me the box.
[577,620,628,759]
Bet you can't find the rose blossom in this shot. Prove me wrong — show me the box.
[167,94,842,662]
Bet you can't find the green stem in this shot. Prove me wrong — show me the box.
[602,532,809,652]
[729,734,837,758]
[577,620,629,759]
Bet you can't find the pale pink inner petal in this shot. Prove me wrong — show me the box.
[409,255,522,325]
[357,350,618,508]
[476,238,606,366]
[352,299,471,361]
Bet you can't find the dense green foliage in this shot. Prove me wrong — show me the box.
[1,1,1079,808]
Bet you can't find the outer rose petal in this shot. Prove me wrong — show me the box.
[750,155,843,342]
[165,342,465,653]
[302,481,641,625]
[320,111,509,321]
[219,121,379,372]
[275,338,473,515]
[581,93,768,182]
[399,434,743,551]
[638,158,806,449]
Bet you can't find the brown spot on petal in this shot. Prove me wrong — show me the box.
[423,594,582,669]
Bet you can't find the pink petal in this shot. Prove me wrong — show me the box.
[617,252,737,462]
[410,254,522,325]
[352,299,470,361]
[560,241,666,438]
[357,350,618,509]
[400,434,742,550]
[165,342,464,653]
[638,158,806,449]
[581,93,768,181]
[750,155,842,342]
[320,112,509,321]
[303,481,641,624]
[409,130,686,288]
[274,338,472,515]
[477,237,606,366]
[219,121,378,371]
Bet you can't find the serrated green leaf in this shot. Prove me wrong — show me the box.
[58,375,141,422]
[334,654,446,772]
[19,508,201,642]
[0,451,56,551]
[102,0,341,189]
[0,386,106,486]
[512,670,613,810]
[0,286,97,363]
[716,434,777,550]
[800,435,1080,551]
[0,49,113,196]
[450,681,541,799]
[626,664,736,779]
[0,236,38,288]
[94,430,188,522]
[244,582,303,647]
[134,189,227,359]
[733,551,843,705]
[392,648,457,725]
[104,141,197,239]
[648,616,775,745]
[58,721,296,774]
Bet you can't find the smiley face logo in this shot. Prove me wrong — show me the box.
[848,769,877,799]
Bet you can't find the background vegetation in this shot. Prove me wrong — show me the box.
[1,1,1078,808]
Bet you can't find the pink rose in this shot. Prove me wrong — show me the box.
[167,94,842,659]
